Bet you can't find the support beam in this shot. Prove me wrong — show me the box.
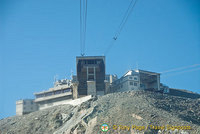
[72,82,79,99]
[157,75,160,90]
[94,66,96,80]
[87,81,96,95]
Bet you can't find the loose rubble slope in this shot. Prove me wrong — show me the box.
[0,90,200,134]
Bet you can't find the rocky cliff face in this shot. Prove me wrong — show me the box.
[0,90,200,134]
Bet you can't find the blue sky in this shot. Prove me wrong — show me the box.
[0,0,199,119]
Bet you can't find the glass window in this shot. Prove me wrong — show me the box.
[134,77,137,80]
[88,75,94,80]
[36,94,45,98]
[134,83,138,86]
[45,92,53,96]
[129,77,133,79]
[88,68,94,73]
[63,89,70,93]
[130,82,133,85]
[54,90,62,95]
[88,60,96,64]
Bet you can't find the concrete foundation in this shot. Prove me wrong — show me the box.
[72,82,79,99]
[16,99,38,115]
[76,56,105,95]
[104,80,110,94]
[87,81,96,95]
[38,95,92,110]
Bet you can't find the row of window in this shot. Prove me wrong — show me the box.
[130,82,138,86]
[118,82,138,89]
[116,76,138,84]
[23,101,34,105]
[83,60,101,65]
[23,107,35,110]
[35,88,71,98]
[129,76,138,81]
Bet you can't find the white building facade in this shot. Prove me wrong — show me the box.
[16,69,166,115]
[112,70,140,92]
[34,79,72,110]
[112,69,161,92]
[16,99,38,115]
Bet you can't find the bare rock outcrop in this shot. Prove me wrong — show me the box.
[0,90,200,134]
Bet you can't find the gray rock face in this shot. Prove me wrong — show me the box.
[0,90,200,134]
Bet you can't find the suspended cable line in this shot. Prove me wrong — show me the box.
[104,0,139,55]
[80,0,88,56]
[114,0,138,38]
[139,64,200,77]
[159,64,200,74]
[162,67,200,78]
[80,0,83,55]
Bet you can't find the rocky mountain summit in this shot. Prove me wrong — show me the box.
[0,90,200,134]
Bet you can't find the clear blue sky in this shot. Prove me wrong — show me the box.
[0,0,199,119]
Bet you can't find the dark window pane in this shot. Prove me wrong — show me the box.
[63,89,71,93]
[134,83,138,86]
[45,92,53,96]
[130,82,133,85]
[54,90,62,95]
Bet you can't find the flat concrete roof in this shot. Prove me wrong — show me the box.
[137,69,160,75]
[34,92,72,102]
[34,86,71,95]
[123,69,160,77]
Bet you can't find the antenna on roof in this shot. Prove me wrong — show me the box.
[136,61,139,70]
[54,75,56,83]
[53,75,57,86]
[54,74,59,82]
[71,69,73,79]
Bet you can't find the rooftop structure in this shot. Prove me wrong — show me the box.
[34,79,72,110]
[136,69,160,91]
[16,99,38,115]
[16,56,178,116]
[76,56,106,96]
[112,69,161,92]
[105,74,118,84]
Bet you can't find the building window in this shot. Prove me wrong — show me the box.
[87,60,97,64]
[63,89,70,93]
[88,68,94,73]
[129,77,133,79]
[134,82,138,86]
[130,82,133,85]
[45,92,53,97]
[134,77,138,80]
[54,90,62,95]
[36,94,44,98]
[88,75,95,80]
